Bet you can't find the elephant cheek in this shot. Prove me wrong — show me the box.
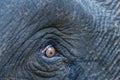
[68,64,85,80]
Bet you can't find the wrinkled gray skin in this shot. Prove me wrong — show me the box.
[0,0,120,80]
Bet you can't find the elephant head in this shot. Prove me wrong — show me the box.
[0,0,119,80]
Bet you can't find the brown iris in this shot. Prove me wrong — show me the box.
[42,45,56,58]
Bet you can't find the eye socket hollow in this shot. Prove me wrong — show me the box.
[42,45,56,58]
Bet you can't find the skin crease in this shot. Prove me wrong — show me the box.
[0,0,120,80]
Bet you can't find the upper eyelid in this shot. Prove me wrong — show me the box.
[40,39,57,48]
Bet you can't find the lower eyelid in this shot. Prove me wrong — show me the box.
[41,55,65,63]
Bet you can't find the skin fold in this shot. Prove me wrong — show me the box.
[0,0,119,80]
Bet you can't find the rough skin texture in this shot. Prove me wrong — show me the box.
[0,0,120,80]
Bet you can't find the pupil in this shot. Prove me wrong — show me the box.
[50,52,53,54]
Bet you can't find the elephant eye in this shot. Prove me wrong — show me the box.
[41,45,56,58]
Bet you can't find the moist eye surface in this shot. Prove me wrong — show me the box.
[41,45,57,58]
